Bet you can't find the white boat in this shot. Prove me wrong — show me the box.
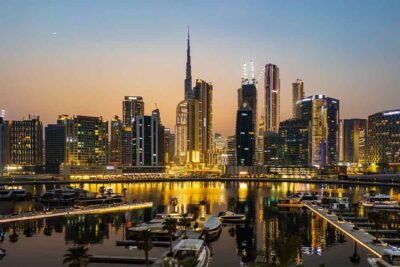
[0,189,28,201]
[149,213,184,224]
[324,197,349,210]
[40,187,86,201]
[361,194,399,209]
[218,211,246,223]
[170,239,210,267]
[126,222,180,241]
[203,216,222,240]
[368,248,400,266]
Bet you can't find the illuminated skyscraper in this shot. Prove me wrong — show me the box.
[184,28,193,100]
[123,96,144,127]
[367,109,400,171]
[279,119,309,166]
[0,110,6,175]
[264,64,280,133]
[236,103,255,166]
[292,79,304,119]
[121,126,132,165]
[227,135,236,166]
[45,124,65,173]
[60,115,108,165]
[343,119,367,164]
[297,95,339,166]
[110,115,123,165]
[194,79,213,163]
[164,128,175,164]
[175,99,201,164]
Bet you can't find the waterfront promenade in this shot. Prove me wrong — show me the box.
[0,201,153,224]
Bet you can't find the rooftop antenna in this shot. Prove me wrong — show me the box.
[250,60,255,79]
[242,63,248,79]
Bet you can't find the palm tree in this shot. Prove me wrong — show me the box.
[179,213,192,239]
[274,235,301,267]
[163,218,178,256]
[368,211,383,243]
[137,230,153,267]
[352,202,360,230]
[63,246,91,267]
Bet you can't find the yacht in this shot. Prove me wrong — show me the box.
[361,193,399,209]
[39,187,87,204]
[169,239,210,267]
[0,248,5,258]
[218,211,246,223]
[319,197,349,210]
[149,213,187,224]
[368,248,400,266]
[0,188,28,201]
[203,216,222,241]
[126,222,181,241]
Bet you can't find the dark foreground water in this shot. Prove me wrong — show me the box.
[0,181,399,267]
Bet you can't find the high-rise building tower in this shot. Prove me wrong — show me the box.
[265,64,280,133]
[110,115,123,165]
[343,119,367,164]
[292,79,304,118]
[194,79,213,163]
[236,103,255,166]
[184,28,193,100]
[0,110,7,175]
[123,96,144,127]
[227,135,236,166]
[279,119,309,166]
[45,124,65,173]
[297,95,340,166]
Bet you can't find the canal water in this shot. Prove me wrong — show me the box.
[0,181,399,266]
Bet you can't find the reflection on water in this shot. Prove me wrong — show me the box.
[0,181,399,266]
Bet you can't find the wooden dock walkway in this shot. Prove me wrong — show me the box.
[304,203,387,257]
[89,255,157,264]
[0,202,153,224]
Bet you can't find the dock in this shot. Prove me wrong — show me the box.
[116,240,170,247]
[0,202,153,224]
[89,255,157,264]
[304,203,387,257]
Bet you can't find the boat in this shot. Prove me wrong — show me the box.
[368,248,400,266]
[126,222,181,241]
[319,197,349,210]
[361,194,399,209]
[0,248,5,258]
[203,216,222,241]
[0,188,28,201]
[149,213,186,224]
[167,239,210,267]
[218,211,246,223]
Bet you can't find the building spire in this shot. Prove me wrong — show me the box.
[184,26,193,99]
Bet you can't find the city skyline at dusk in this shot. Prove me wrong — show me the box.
[1,0,400,136]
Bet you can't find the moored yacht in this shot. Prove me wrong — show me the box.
[361,193,399,209]
[368,248,400,267]
[126,222,181,241]
[203,216,222,241]
[218,211,246,223]
[168,239,210,267]
[0,188,28,201]
[149,213,191,224]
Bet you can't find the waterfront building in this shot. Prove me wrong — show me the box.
[164,128,175,164]
[60,115,108,165]
[132,109,165,166]
[264,64,280,133]
[338,119,344,162]
[121,126,133,165]
[194,79,213,163]
[6,115,43,167]
[297,95,339,166]
[236,103,255,166]
[227,135,236,166]
[343,119,367,164]
[123,96,144,127]
[45,124,65,174]
[263,131,282,166]
[292,79,304,119]
[0,110,7,175]
[214,133,226,150]
[175,99,201,164]
[238,79,258,132]
[257,117,265,165]
[279,119,309,166]
[110,115,123,165]
[367,109,400,172]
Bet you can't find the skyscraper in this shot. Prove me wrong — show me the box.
[121,126,133,165]
[238,79,257,135]
[7,115,43,167]
[343,119,367,164]
[194,79,213,163]
[263,131,282,166]
[236,103,255,166]
[110,115,123,165]
[264,64,280,133]
[0,110,7,175]
[227,135,236,166]
[123,96,144,127]
[279,119,309,166]
[292,79,304,119]
[367,109,400,172]
[184,28,193,100]
[298,95,340,166]
[45,124,65,173]
[60,115,108,165]
[164,128,175,164]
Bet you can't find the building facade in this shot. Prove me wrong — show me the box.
[45,124,65,173]
[0,112,6,175]
[236,103,255,166]
[292,79,304,119]
[110,115,123,165]
[343,119,367,164]
[264,64,280,133]
[263,131,282,166]
[227,135,236,166]
[123,96,144,127]
[279,119,309,166]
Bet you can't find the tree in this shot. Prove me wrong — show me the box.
[163,218,178,256]
[274,235,301,267]
[137,230,153,267]
[368,210,383,243]
[179,213,192,239]
[63,246,91,267]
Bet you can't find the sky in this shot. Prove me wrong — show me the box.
[0,0,399,137]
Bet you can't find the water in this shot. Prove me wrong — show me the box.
[0,181,399,266]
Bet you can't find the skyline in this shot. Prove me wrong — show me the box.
[1,1,400,136]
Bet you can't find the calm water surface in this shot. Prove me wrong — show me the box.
[0,181,399,267]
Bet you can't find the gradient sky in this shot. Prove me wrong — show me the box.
[0,0,399,137]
